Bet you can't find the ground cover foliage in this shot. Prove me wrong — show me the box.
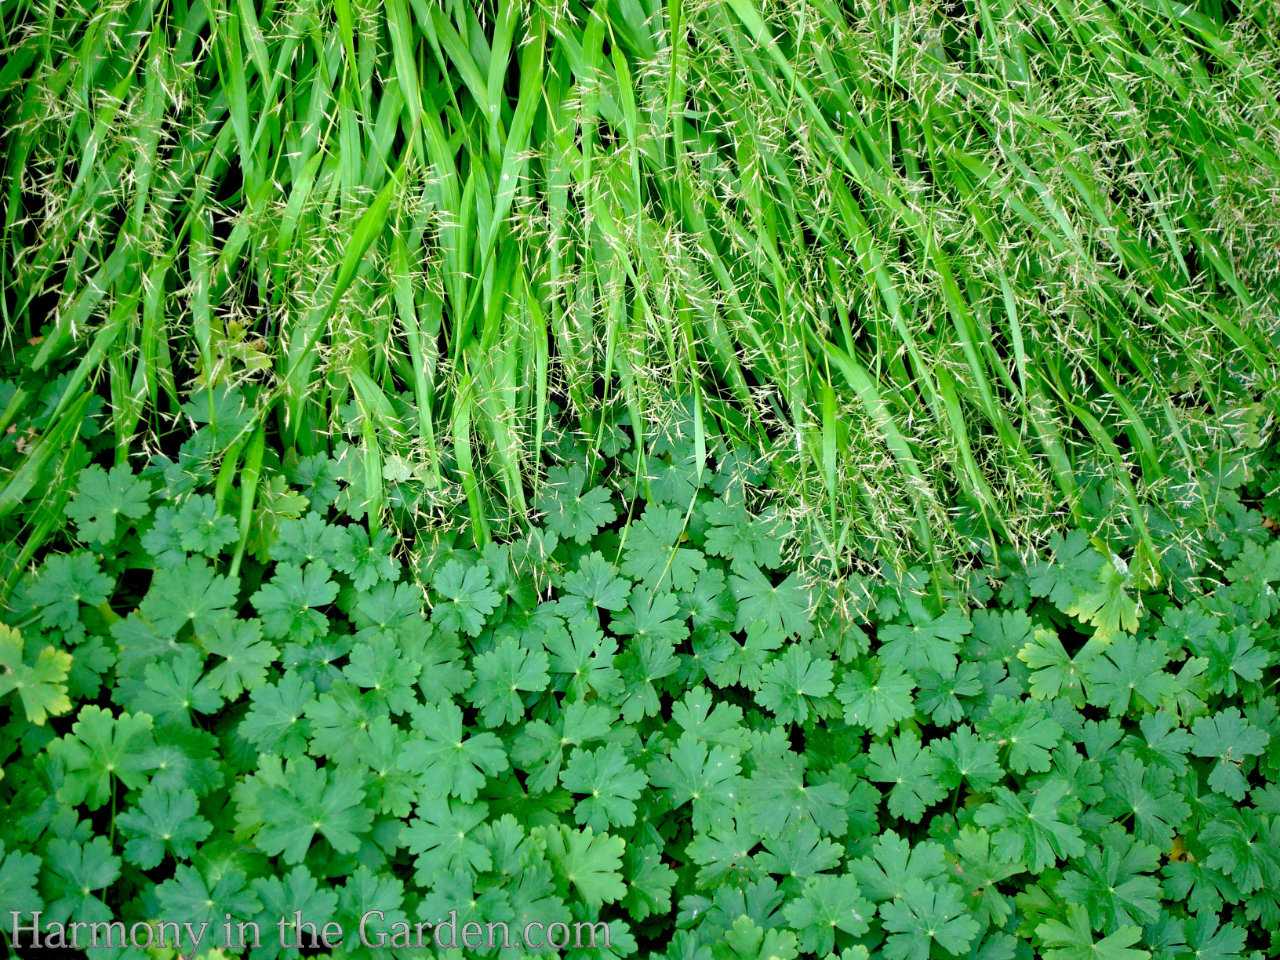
[2,0,1279,570]
[1,388,1280,959]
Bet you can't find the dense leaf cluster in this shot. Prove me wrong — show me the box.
[2,405,1279,960]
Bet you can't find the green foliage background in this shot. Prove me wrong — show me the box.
[2,0,1278,569]
[3,1,1280,959]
